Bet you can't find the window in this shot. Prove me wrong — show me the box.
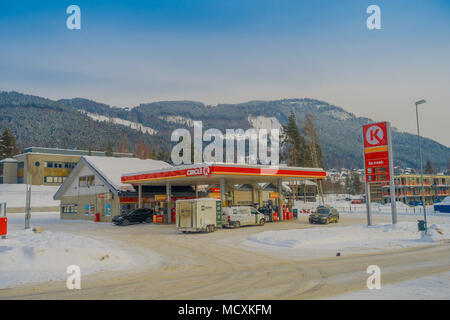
[44,176,54,183]
[62,204,78,214]
[79,176,87,187]
[79,175,95,187]
[65,162,76,169]
[18,162,24,169]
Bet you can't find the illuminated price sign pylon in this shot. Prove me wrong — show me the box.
[362,122,397,225]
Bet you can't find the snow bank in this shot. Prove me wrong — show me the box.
[0,212,163,288]
[243,222,450,258]
[0,184,60,208]
[0,227,158,288]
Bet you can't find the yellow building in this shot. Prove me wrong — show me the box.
[382,174,450,205]
[0,147,132,186]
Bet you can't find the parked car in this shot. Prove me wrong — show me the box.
[258,205,273,222]
[309,206,339,224]
[112,208,154,226]
[222,206,266,228]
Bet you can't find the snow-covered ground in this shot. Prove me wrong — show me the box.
[0,212,161,288]
[331,271,450,300]
[0,184,60,208]
[243,220,450,259]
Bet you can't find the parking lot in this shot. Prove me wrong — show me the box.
[1,211,450,299]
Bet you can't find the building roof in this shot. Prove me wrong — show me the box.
[0,158,18,163]
[54,156,171,199]
[18,147,133,158]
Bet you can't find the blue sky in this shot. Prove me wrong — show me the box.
[1,0,449,146]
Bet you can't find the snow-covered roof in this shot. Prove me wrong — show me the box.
[437,196,450,204]
[54,156,171,199]
[0,158,18,163]
[83,156,171,192]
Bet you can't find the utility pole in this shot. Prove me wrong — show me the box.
[415,99,427,232]
[24,174,32,229]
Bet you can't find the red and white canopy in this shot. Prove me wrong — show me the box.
[121,163,326,186]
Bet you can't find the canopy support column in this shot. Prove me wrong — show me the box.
[220,178,227,207]
[166,182,171,224]
[278,179,283,221]
[277,179,283,221]
[138,185,143,208]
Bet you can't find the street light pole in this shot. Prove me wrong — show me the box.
[415,99,427,232]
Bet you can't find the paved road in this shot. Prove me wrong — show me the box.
[1,214,449,299]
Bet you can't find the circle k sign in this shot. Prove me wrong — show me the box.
[363,122,388,148]
[186,166,211,177]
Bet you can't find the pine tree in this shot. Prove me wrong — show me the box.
[281,111,307,167]
[425,160,433,174]
[105,140,114,157]
[351,173,362,195]
[344,172,351,195]
[0,128,19,159]
[302,114,324,168]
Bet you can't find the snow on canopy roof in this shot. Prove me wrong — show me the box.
[83,156,171,192]
[438,196,450,204]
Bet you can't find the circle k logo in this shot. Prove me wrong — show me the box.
[365,125,384,146]
[186,166,211,176]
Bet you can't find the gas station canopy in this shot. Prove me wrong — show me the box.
[121,163,326,186]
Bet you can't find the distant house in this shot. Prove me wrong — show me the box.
[0,147,133,186]
[54,156,194,222]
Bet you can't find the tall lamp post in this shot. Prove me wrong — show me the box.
[415,99,427,233]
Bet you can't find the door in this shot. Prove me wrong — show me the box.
[237,207,251,225]
[250,207,259,225]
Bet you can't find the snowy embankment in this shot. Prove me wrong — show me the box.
[244,221,450,259]
[0,212,161,288]
[0,184,60,208]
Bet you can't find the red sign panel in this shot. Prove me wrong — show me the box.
[363,122,391,183]
[363,122,388,148]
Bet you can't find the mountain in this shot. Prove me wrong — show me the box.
[0,91,168,157]
[1,91,449,170]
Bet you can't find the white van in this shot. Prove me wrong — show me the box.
[222,206,266,228]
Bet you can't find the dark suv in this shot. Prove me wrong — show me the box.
[112,208,154,226]
[309,206,339,224]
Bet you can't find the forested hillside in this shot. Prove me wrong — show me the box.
[1,91,449,170]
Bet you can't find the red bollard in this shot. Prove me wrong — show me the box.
[0,217,7,238]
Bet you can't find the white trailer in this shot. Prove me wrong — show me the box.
[176,198,222,233]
